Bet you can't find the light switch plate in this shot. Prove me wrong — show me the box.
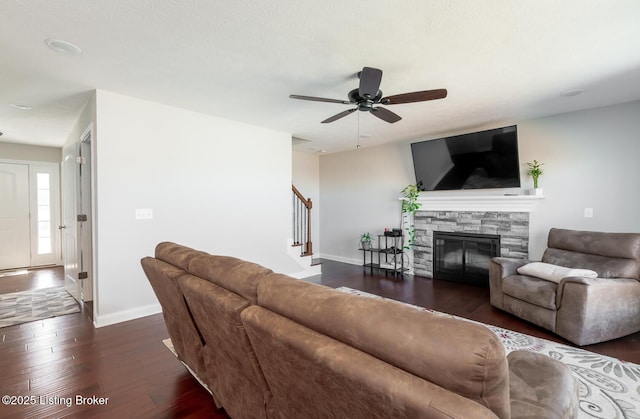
[135,208,153,220]
[584,208,593,218]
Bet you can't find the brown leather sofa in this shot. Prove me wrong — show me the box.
[490,228,640,346]
[142,242,578,419]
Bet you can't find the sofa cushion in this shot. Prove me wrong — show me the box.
[242,305,499,419]
[155,241,209,271]
[517,262,597,283]
[508,351,579,419]
[544,229,640,279]
[543,248,640,280]
[140,256,206,379]
[502,275,558,310]
[256,274,511,418]
[179,275,271,419]
[548,228,640,260]
[187,253,272,304]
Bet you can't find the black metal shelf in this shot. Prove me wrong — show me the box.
[361,234,405,278]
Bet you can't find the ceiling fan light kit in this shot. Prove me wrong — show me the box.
[290,66,447,124]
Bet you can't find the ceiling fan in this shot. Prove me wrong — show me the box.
[289,67,447,124]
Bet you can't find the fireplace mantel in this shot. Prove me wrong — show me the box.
[412,194,543,212]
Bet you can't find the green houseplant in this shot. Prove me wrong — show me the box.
[360,232,372,250]
[527,160,544,189]
[401,183,422,251]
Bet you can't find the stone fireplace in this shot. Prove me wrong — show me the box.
[411,195,541,279]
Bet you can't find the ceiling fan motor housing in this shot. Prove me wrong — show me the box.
[348,88,382,111]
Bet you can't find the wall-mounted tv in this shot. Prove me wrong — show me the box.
[411,125,521,191]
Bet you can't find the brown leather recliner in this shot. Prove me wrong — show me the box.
[490,228,640,346]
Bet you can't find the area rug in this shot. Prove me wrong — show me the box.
[0,286,80,328]
[337,287,640,419]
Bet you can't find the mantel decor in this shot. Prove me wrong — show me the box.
[527,160,544,196]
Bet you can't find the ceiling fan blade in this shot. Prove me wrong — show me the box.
[381,89,448,105]
[370,107,402,123]
[358,67,383,99]
[289,94,350,104]
[321,108,357,123]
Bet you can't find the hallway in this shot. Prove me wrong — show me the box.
[0,266,64,294]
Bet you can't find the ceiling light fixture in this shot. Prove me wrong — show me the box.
[561,89,583,97]
[45,38,82,55]
[9,103,32,110]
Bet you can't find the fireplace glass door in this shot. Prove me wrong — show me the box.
[433,232,500,285]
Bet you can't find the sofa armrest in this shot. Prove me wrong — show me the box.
[489,258,528,310]
[491,257,528,277]
[556,277,640,345]
[508,350,579,419]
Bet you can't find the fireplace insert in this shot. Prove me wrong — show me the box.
[433,231,500,285]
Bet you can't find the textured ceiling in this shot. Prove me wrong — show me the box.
[1,1,640,153]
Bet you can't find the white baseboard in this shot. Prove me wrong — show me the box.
[94,302,162,328]
[318,253,362,266]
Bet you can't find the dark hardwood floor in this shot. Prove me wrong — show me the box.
[0,266,66,294]
[0,261,638,418]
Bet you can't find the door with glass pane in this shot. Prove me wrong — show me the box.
[0,161,60,270]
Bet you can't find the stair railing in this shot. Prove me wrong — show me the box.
[292,185,312,256]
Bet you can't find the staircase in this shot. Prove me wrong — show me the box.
[290,185,321,278]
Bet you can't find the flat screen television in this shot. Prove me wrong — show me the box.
[411,125,521,191]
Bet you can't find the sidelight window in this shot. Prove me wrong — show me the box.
[36,172,52,255]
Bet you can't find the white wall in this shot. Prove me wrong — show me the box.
[292,151,320,252]
[0,142,61,162]
[520,100,640,258]
[93,90,298,326]
[319,143,414,263]
[319,100,640,265]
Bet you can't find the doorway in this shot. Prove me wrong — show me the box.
[61,124,94,303]
[0,160,61,271]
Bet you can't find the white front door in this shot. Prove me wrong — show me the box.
[0,162,30,270]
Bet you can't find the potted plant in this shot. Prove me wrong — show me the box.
[401,184,422,273]
[401,184,421,249]
[360,232,372,250]
[526,160,544,195]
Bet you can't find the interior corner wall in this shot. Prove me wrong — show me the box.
[319,100,640,266]
[319,143,415,264]
[292,151,321,252]
[93,90,297,327]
